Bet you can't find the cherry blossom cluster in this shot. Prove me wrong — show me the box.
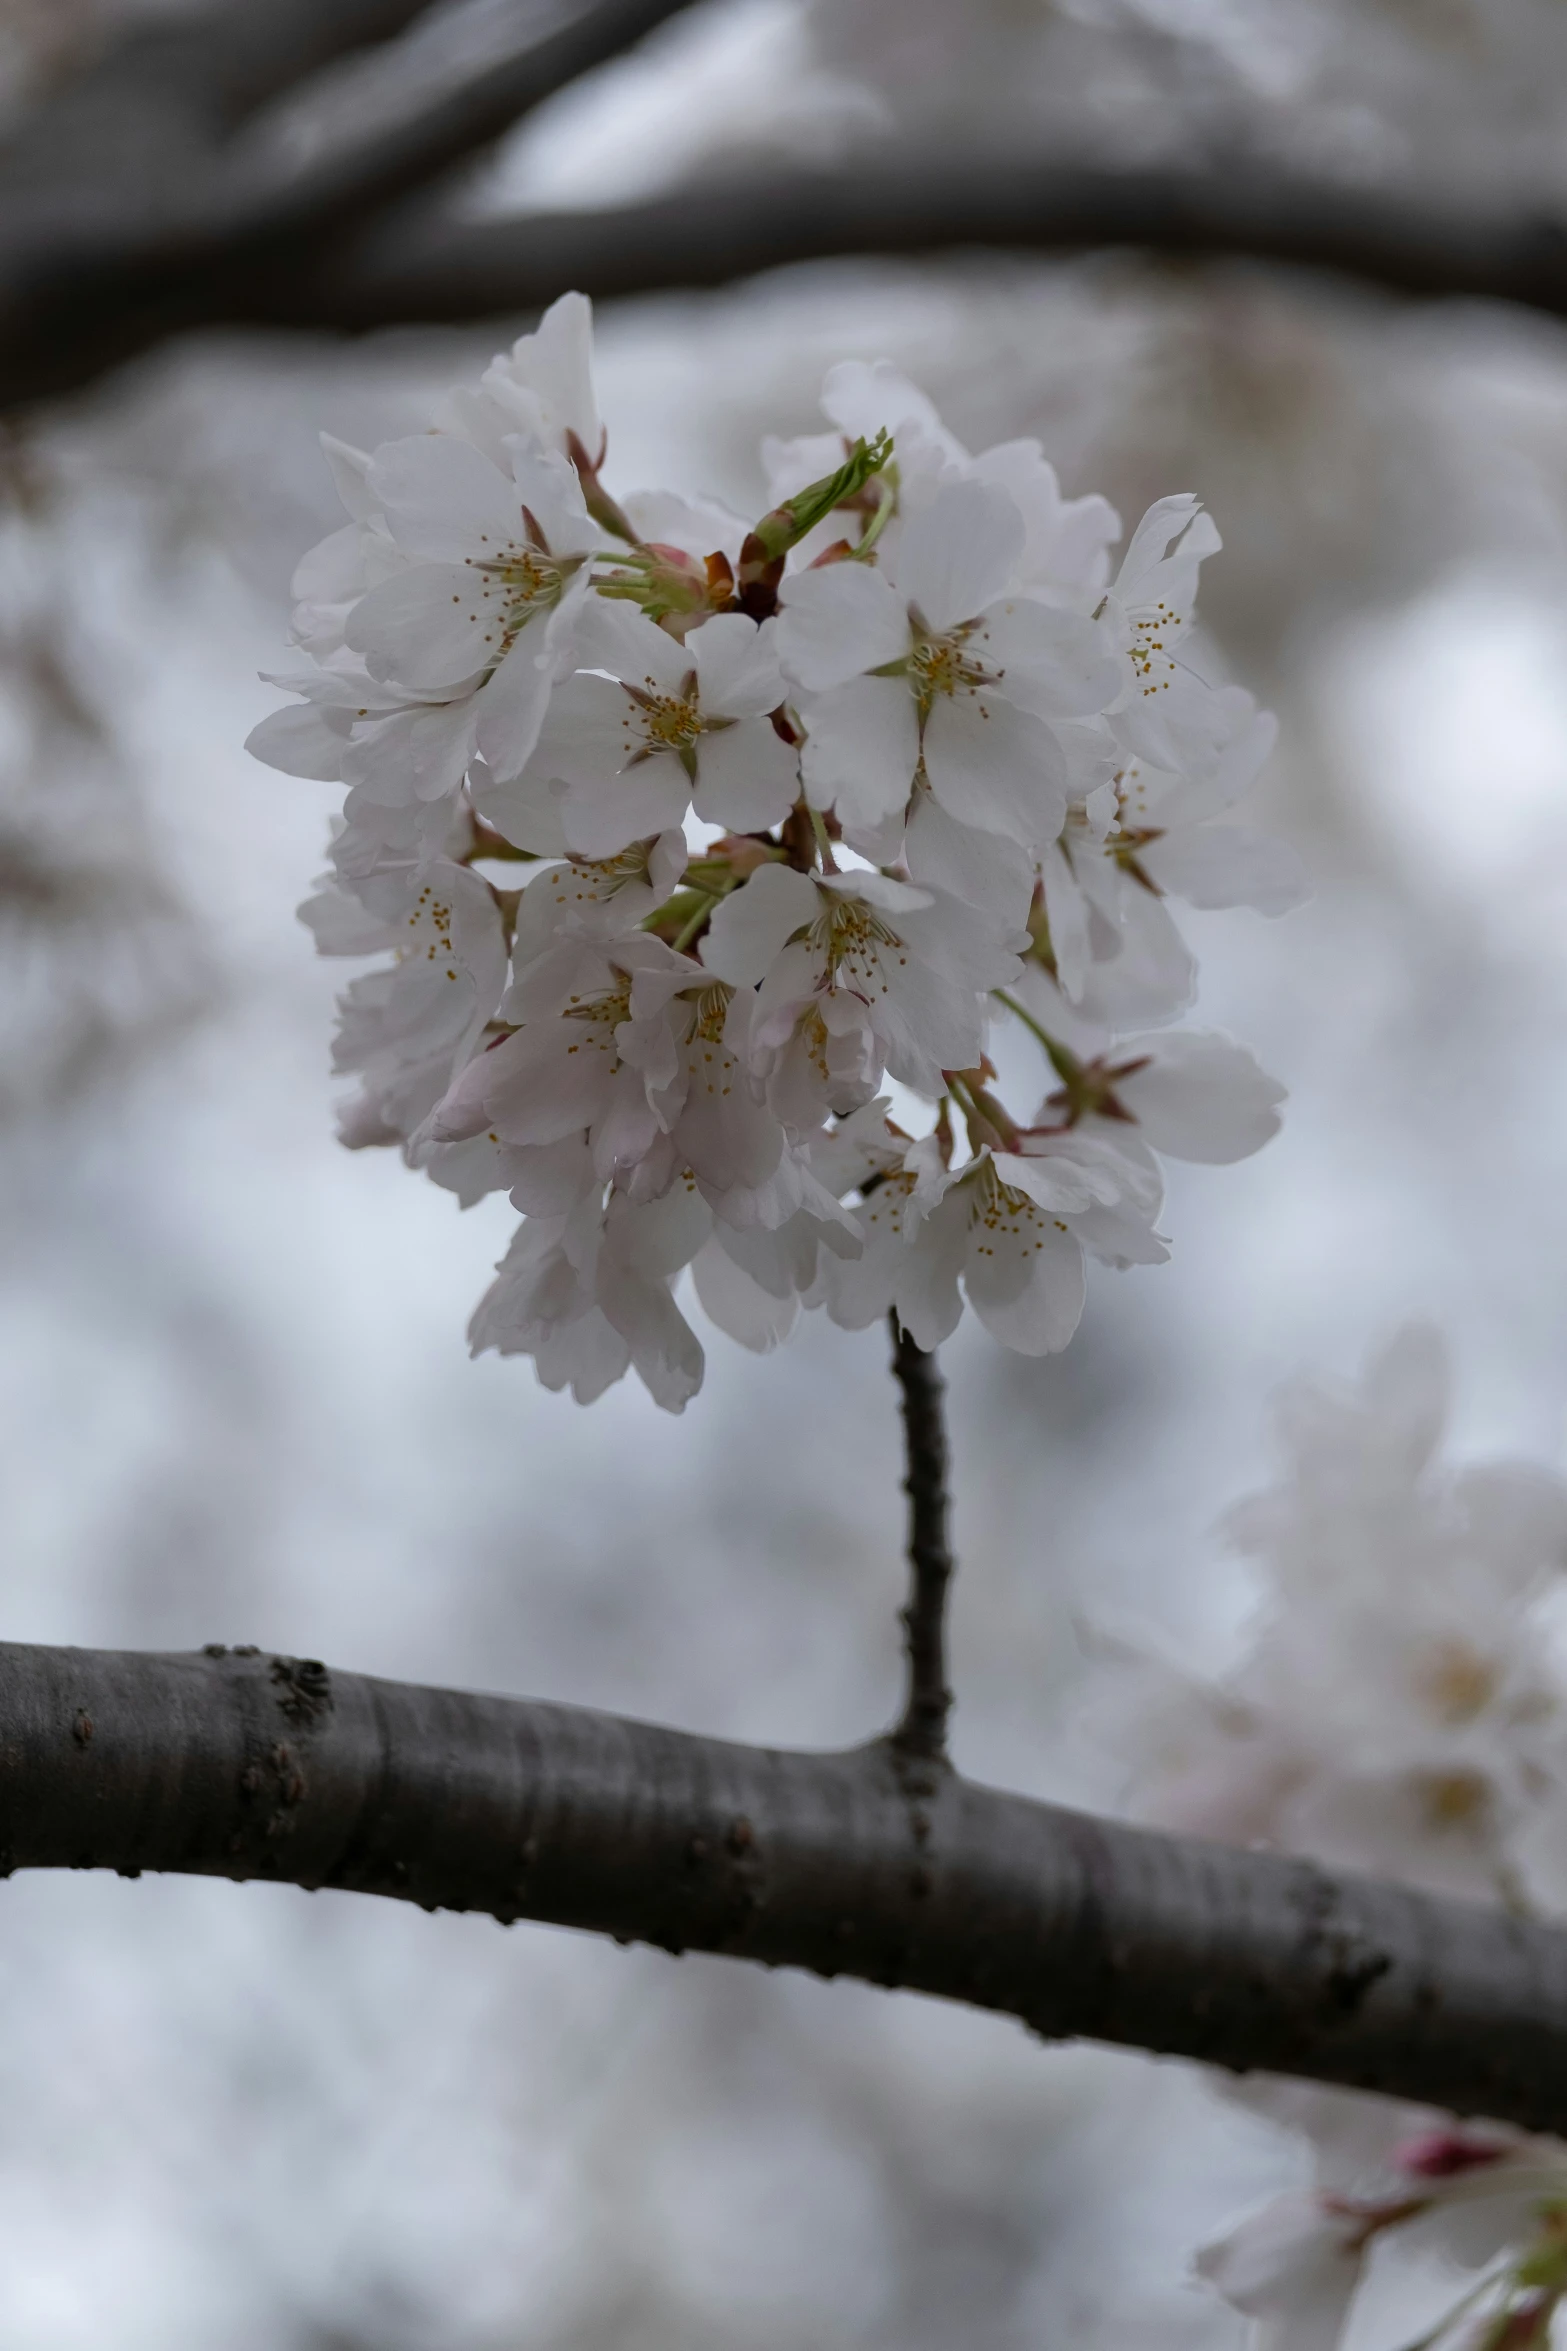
[1084,1329,1567,2351]
[250,294,1299,1408]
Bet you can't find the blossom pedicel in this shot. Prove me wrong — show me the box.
[250,294,1300,1408]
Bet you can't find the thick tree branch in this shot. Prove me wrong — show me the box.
[888,1314,954,1765]
[13,150,1567,415]
[0,0,703,411]
[8,1638,1567,2132]
[283,160,1567,331]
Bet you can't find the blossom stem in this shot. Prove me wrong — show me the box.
[670,890,718,954]
[992,987,1082,1088]
[809,808,839,873]
[888,1310,956,1765]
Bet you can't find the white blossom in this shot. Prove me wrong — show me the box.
[300,859,507,1147]
[701,859,1021,1121]
[777,477,1117,850]
[445,290,602,467]
[1197,2123,1567,2351]
[508,603,799,858]
[469,1181,708,1412]
[252,292,1295,1403]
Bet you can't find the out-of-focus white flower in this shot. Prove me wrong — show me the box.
[1092,1327,1567,1898]
[1075,1331,1567,2348]
[1198,2122,1567,2351]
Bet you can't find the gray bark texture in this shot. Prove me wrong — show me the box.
[9,1638,1567,2133]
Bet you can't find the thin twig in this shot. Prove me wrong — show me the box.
[888,1310,955,1763]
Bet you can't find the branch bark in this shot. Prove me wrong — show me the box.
[283,160,1567,331]
[0,0,704,410]
[13,148,1567,414]
[888,1315,955,1765]
[116,156,1567,348]
[8,1638,1567,2134]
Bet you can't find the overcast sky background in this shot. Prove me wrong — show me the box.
[5,0,1567,2342]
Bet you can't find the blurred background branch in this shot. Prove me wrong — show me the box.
[9,0,1567,412]
[0,0,705,407]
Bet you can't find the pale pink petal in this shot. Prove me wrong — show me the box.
[701,863,818,987]
[692,717,800,833]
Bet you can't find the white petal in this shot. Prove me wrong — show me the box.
[246,702,346,780]
[319,433,379,524]
[974,599,1122,720]
[964,1213,1085,1356]
[368,434,523,563]
[692,1238,800,1352]
[701,862,819,986]
[343,698,476,806]
[692,717,800,833]
[891,481,1024,633]
[922,691,1066,849]
[469,760,570,855]
[690,613,785,716]
[601,1272,704,1412]
[505,445,596,556]
[1114,1030,1286,1163]
[891,1197,967,1350]
[298,887,392,955]
[474,613,557,778]
[576,596,688,694]
[1196,2194,1362,2351]
[822,359,958,451]
[527,672,643,787]
[904,791,1035,929]
[1140,823,1307,915]
[480,290,601,459]
[799,676,918,829]
[345,565,493,690]
[776,564,909,692]
[621,487,747,564]
[563,753,690,858]
[1114,494,1222,609]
